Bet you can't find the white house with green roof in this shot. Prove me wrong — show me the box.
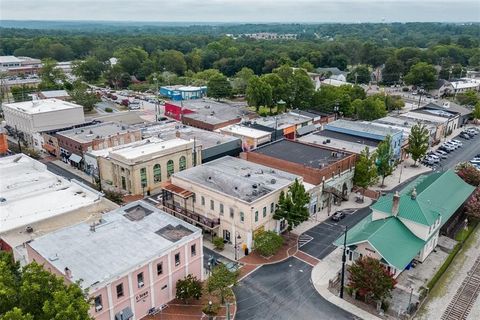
[336,170,475,277]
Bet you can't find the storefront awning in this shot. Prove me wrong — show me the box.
[69,153,82,163]
[115,307,133,320]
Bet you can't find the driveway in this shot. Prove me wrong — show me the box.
[234,257,356,320]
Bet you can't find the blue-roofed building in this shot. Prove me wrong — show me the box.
[160,85,207,101]
[324,119,404,159]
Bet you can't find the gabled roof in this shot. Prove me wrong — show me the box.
[335,214,425,270]
[372,170,474,226]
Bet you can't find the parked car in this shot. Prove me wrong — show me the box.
[422,157,435,166]
[444,141,458,149]
[451,140,463,147]
[331,211,346,222]
[432,151,447,159]
[441,143,456,152]
[460,133,471,140]
[438,146,452,153]
[436,150,448,157]
[427,154,440,163]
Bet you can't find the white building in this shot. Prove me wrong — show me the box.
[2,98,85,149]
[0,154,116,263]
[219,124,271,150]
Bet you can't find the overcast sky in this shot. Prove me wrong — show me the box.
[1,0,479,23]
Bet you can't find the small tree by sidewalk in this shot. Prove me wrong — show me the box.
[254,231,284,257]
[103,190,124,204]
[273,179,310,232]
[465,188,480,220]
[175,274,202,304]
[206,264,239,304]
[353,147,378,200]
[376,136,394,187]
[348,256,397,304]
[406,123,429,167]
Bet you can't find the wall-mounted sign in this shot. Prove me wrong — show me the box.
[135,291,149,303]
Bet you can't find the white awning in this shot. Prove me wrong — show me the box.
[69,153,82,163]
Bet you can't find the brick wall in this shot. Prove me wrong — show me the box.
[182,116,241,131]
[241,150,356,185]
[91,130,142,150]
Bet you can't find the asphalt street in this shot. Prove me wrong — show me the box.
[45,161,96,189]
[430,131,480,171]
[234,257,357,320]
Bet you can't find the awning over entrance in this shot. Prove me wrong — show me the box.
[115,307,133,320]
[163,182,193,198]
[68,153,82,163]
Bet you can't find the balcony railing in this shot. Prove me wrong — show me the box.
[163,202,220,229]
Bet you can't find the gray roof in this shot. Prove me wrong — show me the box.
[133,120,239,150]
[296,124,317,136]
[173,156,299,203]
[91,111,147,125]
[424,102,472,116]
[326,119,402,138]
[56,122,136,143]
[177,99,254,125]
[28,201,201,290]
[254,139,350,168]
[251,113,312,130]
[310,130,380,147]
[316,67,348,76]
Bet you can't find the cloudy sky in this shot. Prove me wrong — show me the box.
[1,0,479,23]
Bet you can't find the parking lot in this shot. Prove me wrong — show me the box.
[426,128,480,171]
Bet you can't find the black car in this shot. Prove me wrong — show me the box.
[331,211,346,222]
[438,146,451,153]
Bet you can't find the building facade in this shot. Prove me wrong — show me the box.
[98,138,199,195]
[2,99,85,149]
[26,201,203,320]
[161,156,301,255]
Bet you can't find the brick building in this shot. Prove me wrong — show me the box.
[241,139,356,215]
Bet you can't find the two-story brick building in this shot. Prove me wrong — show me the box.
[241,139,356,215]
[27,201,203,320]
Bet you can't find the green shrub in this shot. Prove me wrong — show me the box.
[213,236,224,250]
[381,300,390,312]
[105,107,113,113]
[254,230,284,257]
[202,302,220,316]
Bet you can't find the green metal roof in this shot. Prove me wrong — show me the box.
[335,214,425,270]
[372,170,475,226]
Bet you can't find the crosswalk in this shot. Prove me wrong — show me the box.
[298,234,313,248]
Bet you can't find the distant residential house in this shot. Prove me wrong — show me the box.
[316,67,349,80]
[450,78,480,94]
[335,170,475,278]
[430,79,454,98]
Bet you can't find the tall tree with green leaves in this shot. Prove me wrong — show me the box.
[376,135,394,187]
[273,179,310,232]
[347,65,371,84]
[348,256,397,302]
[245,76,273,112]
[404,62,437,90]
[206,264,239,304]
[207,74,232,100]
[288,69,315,109]
[72,56,105,83]
[406,123,430,166]
[353,147,378,198]
[232,67,254,95]
[0,252,91,320]
[39,58,65,90]
[68,81,100,112]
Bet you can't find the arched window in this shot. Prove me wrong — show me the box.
[179,156,187,171]
[167,160,174,177]
[153,164,161,183]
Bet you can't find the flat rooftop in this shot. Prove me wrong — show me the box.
[326,119,402,137]
[250,112,312,130]
[173,156,299,203]
[90,111,147,125]
[254,139,350,168]
[28,201,201,290]
[0,154,101,234]
[3,98,83,114]
[401,111,449,124]
[134,121,238,149]
[298,130,379,154]
[176,99,254,125]
[109,137,191,160]
[57,122,135,143]
[220,124,271,139]
[0,55,22,64]
[39,90,70,98]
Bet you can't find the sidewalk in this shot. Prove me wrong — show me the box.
[375,157,431,191]
[292,196,373,236]
[51,159,95,183]
[311,248,384,320]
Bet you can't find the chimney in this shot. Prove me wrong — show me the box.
[392,191,400,216]
[411,187,417,200]
[175,131,181,138]
[64,267,72,279]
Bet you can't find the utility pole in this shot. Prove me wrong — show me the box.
[340,225,348,299]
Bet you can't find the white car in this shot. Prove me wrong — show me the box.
[427,154,440,163]
[433,151,447,159]
[436,150,448,157]
[451,139,463,147]
[444,141,458,149]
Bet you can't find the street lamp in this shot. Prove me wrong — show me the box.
[333,101,339,121]
[234,232,242,260]
[340,225,348,299]
[208,300,213,320]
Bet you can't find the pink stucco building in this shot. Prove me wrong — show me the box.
[26,200,203,320]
